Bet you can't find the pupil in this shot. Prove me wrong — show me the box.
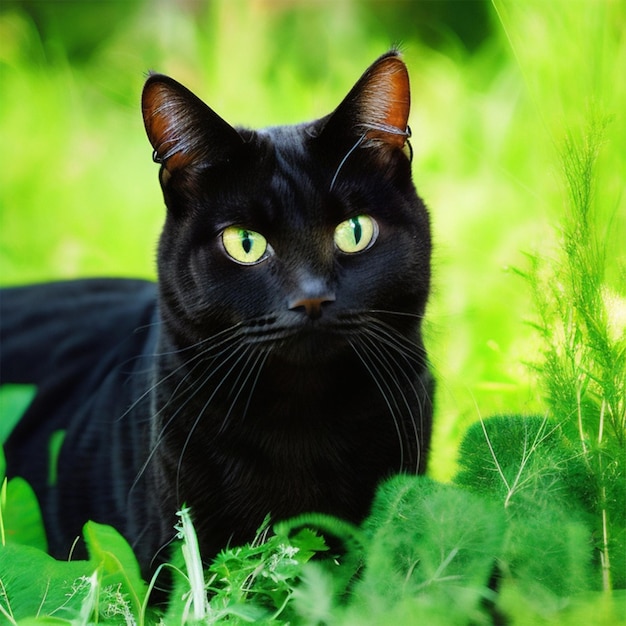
[352,218,362,244]
[242,231,252,254]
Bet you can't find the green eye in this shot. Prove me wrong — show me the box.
[334,215,378,254]
[222,226,269,264]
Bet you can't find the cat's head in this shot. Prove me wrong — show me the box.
[142,51,431,364]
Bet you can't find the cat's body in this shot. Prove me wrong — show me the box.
[2,279,159,565]
[1,51,433,576]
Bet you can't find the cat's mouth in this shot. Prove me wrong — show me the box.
[241,315,356,364]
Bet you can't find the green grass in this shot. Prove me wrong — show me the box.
[1,0,625,623]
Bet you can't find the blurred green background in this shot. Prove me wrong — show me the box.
[1,0,624,481]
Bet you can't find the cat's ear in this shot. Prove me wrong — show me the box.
[142,74,244,180]
[321,50,411,154]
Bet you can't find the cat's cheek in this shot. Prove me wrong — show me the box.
[180,249,226,312]
[185,248,273,322]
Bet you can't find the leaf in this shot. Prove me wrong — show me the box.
[501,502,593,603]
[10,617,76,626]
[454,415,596,609]
[0,384,37,445]
[354,475,506,624]
[3,477,48,552]
[0,543,93,622]
[274,512,363,592]
[288,527,328,563]
[455,415,595,515]
[46,431,66,488]
[83,521,147,617]
[291,562,337,625]
[175,506,208,622]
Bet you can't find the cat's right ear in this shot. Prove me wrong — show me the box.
[142,74,244,182]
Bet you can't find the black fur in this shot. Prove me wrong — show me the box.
[1,51,433,577]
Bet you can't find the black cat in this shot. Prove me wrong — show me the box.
[0,51,433,577]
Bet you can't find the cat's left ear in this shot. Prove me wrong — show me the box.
[142,74,244,181]
[320,50,411,157]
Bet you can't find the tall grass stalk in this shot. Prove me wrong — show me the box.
[176,507,210,622]
[531,119,625,592]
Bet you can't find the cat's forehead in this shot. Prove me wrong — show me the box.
[254,122,318,162]
[242,123,326,196]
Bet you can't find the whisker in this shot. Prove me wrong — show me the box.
[367,320,425,365]
[367,318,437,413]
[240,349,270,423]
[117,322,244,424]
[367,323,432,473]
[175,343,254,503]
[348,338,406,469]
[330,132,367,192]
[366,308,426,321]
[216,346,269,435]
[351,314,433,473]
[359,336,417,472]
[129,330,246,499]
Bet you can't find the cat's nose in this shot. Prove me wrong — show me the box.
[288,275,335,320]
[289,295,335,320]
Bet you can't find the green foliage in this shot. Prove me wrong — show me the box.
[493,0,626,593]
[1,457,155,624]
[0,384,36,444]
[1,433,624,624]
[0,524,156,625]
[456,416,595,515]
[529,117,626,591]
[456,417,596,602]
[0,544,94,623]
[164,511,337,625]
[46,430,66,488]
[350,476,505,625]
[83,521,150,620]
[2,477,48,552]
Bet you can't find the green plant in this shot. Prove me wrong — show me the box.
[495,0,626,595]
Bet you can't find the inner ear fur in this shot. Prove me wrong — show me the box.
[142,74,243,176]
[323,50,411,151]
